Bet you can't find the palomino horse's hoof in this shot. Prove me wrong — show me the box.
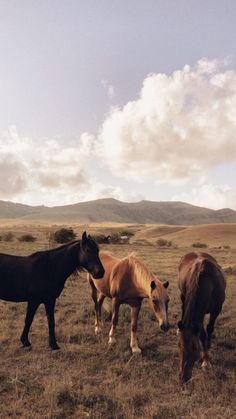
[201,360,212,369]
[95,326,102,335]
[108,337,116,346]
[131,347,142,355]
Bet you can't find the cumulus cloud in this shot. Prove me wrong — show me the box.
[172,183,236,210]
[0,127,130,206]
[96,58,236,183]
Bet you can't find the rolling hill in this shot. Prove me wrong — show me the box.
[0,198,236,225]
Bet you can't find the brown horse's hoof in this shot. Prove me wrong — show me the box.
[201,360,212,369]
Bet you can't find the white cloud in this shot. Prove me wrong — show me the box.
[0,127,130,206]
[96,59,236,183]
[172,183,236,210]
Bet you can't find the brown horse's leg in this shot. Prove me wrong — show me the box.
[90,281,100,334]
[199,326,211,369]
[130,302,142,354]
[108,297,120,346]
[207,309,221,349]
[44,299,59,351]
[20,300,40,348]
[96,293,105,333]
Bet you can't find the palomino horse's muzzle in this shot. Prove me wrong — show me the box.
[160,323,170,332]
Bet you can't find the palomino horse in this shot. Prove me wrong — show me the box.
[177,252,226,383]
[88,251,170,354]
[0,232,104,350]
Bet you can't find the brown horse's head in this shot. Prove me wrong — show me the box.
[149,280,170,332]
[177,321,201,383]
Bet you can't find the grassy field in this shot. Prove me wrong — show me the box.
[0,224,236,418]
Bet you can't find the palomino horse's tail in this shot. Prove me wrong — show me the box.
[183,258,212,325]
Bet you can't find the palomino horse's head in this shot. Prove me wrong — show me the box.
[80,232,105,279]
[177,321,201,383]
[149,279,170,332]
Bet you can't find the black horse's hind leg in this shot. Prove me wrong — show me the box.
[44,299,60,350]
[21,300,40,348]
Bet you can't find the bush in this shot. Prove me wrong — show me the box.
[192,242,207,248]
[119,230,134,238]
[156,238,172,247]
[53,228,77,244]
[3,232,14,242]
[18,234,37,242]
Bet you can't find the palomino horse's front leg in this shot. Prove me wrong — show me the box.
[130,302,142,354]
[95,293,105,334]
[108,297,120,345]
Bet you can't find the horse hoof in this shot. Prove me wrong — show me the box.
[95,327,102,335]
[22,345,32,351]
[108,337,116,346]
[132,347,142,355]
[51,348,60,354]
[201,360,212,369]
[176,328,180,336]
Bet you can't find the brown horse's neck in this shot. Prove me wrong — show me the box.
[127,255,156,297]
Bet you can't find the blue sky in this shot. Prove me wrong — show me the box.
[0,1,236,208]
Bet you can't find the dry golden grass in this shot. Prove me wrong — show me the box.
[0,223,236,418]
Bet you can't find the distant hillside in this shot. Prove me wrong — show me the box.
[0,198,236,225]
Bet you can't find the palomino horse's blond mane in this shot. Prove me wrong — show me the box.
[125,253,156,291]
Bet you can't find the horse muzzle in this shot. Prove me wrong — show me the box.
[160,323,170,332]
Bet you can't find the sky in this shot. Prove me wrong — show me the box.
[0,0,236,209]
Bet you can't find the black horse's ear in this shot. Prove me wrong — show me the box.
[163,280,169,288]
[150,280,156,290]
[192,323,199,335]
[178,321,184,331]
[82,231,87,241]
[88,234,92,239]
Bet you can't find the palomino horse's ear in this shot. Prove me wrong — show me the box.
[82,231,87,241]
[150,280,156,290]
[163,280,169,288]
[177,320,184,331]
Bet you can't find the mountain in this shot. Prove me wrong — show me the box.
[0,198,236,225]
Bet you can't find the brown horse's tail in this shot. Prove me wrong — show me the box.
[183,258,209,325]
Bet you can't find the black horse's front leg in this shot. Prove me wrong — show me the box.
[44,298,60,350]
[21,300,40,348]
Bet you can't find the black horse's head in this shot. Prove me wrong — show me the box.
[79,231,105,279]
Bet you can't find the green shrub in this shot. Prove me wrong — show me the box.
[53,228,77,244]
[192,242,207,248]
[18,234,37,242]
[3,232,14,242]
[156,238,172,247]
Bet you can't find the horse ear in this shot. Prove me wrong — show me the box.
[88,234,92,239]
[178,321,184,331]
[150,280,156,290]
[163,280,169,288]
[82,231,87,241]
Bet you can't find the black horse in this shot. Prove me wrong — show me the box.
[0,231,104,350]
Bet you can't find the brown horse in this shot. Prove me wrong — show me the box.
[177,252,226,383]
[88,251,170,354]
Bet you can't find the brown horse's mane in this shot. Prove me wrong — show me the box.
[182,259,204,326]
